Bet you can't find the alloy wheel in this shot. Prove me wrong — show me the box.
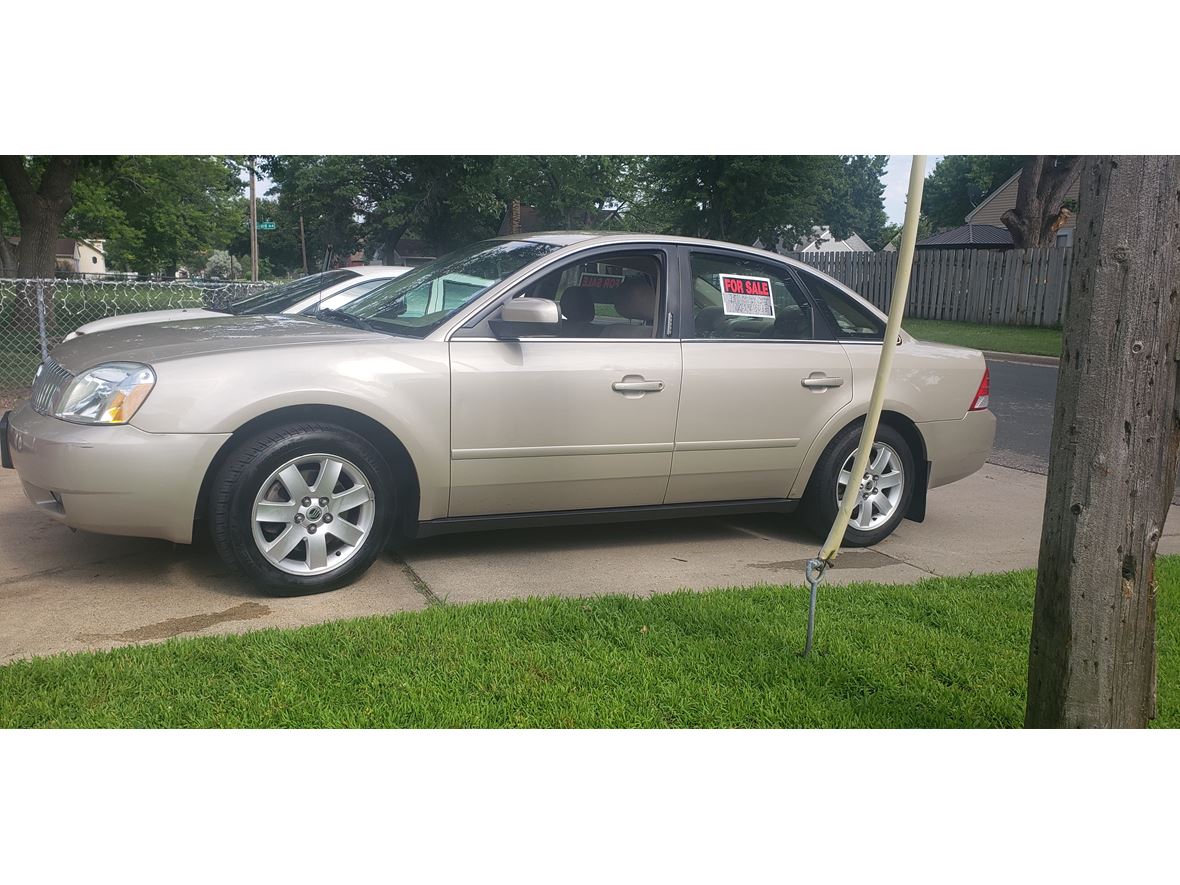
[835,442,905,531]
[250,453,376,576]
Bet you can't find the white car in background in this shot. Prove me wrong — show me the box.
[62,266,413,341]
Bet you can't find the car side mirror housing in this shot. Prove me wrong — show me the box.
[490,297,561,339]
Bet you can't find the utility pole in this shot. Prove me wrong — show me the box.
[299,213,309,276]
[1026,156,1180,728]
[248,157,259,282]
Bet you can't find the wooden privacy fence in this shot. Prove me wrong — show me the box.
[786,247,1072,328]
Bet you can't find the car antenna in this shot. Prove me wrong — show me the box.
[317,244,335,313]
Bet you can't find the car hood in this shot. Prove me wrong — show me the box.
[50,314,382,372]
[67,307,228,340]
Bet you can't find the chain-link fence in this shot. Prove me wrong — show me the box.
[0,278,274,389]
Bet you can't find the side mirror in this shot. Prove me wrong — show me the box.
[490,297,561,339]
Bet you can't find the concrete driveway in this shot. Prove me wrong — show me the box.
[5,458,1180,662]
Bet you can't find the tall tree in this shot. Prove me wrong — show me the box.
[496,156,637,229]
[820,155,890,249]
[67,156,243,275]
[0,156,81,276]
[920,155,1024,232]
[1026,155,1180,728]
[262,155,366,268]
[1001,155,1083,248]
[642,155,844,247]
[363,155,501,258]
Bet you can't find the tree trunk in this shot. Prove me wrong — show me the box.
[0,157,80,331]
[1025,155,1180,728]
[378,221,409,265]
[0,156,80,277]
[15,213,61,278]
[1001,156,1083,248]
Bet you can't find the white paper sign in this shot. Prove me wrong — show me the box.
[719,273,775,318]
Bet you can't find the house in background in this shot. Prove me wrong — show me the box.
[498,200,622,236]
[793,227,873,253]
[363,238,438,267]
[756,226,873,255]
[914,223,1014,250]
[2,237,107,275]
[60,239,107,275]
[916,166,1082,251]
[965,168,1081,248]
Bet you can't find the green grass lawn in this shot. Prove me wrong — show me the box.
[904,319,1062,357]
[2,559,1177,728]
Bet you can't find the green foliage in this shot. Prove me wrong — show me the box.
[261,155,366,271]
[640,155,840,246]
[921,155,1025,232]
[821,155,890,248]
[636,156,889,249]
[902,319,1062,356]
[201,249,242,279]
[5,154,897,279]
[64,156,244,275]
[495,155,641,229]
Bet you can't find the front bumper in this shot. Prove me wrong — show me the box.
[5,402,230,543]
[918,409,997,489]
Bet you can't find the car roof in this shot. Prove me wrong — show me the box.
[347,265,413,277]
[505,230,785,255]
[500,230,816,270]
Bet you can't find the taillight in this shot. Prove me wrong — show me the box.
[969,367,990,411]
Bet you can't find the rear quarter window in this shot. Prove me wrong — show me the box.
[798,271,884,340]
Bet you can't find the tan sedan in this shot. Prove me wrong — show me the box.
[1,233,994,595]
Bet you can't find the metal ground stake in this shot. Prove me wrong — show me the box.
[803,558,826,657]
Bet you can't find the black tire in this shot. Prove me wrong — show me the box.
[801,421,915,548]
[210,422,396,596]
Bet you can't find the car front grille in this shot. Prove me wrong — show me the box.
[30,357,75,416]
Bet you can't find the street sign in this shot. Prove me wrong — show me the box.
[256,221,276,231]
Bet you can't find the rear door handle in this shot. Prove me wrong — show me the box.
[801,374,845,389]
[612,377,665,393]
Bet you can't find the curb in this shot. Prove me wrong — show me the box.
[982,350,1059,367]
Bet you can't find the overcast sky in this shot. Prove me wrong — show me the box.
[882,155,944,223]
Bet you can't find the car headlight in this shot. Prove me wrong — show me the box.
[54,362,156,425]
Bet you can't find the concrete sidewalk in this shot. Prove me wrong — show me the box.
[3,463,1179,662]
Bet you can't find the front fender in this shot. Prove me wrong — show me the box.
[130,340,452,521]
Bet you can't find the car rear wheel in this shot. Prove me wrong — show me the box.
[801,422,914,548]
[210,422,395,595]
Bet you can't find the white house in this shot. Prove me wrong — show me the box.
[755,227,873,255]
[794,227,873,253]
[3,237,108,275]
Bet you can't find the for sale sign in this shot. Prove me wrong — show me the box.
[579,272,625,289]
[719,274,775,318]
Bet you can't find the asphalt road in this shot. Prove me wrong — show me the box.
[987,357,1180,503]
[987,359,1059,475]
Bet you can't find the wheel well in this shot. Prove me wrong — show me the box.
[193,405,421,536]
[879,410,929,522]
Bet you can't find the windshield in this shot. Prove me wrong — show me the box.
[339,240,560,338]
[227,269,359,315]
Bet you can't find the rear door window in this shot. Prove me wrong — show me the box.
[688,252,823,341]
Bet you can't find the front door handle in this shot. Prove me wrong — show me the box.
[612,376,665,393]
[801,374,845,389]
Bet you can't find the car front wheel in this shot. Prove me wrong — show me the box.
[210,422,395,595]
[801,422,914,548]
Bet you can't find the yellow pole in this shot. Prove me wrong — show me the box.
[801,156,926,657]
[818,156,926,562]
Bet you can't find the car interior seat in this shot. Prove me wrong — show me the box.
[558,286,602,337]
[601,278,657,338]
